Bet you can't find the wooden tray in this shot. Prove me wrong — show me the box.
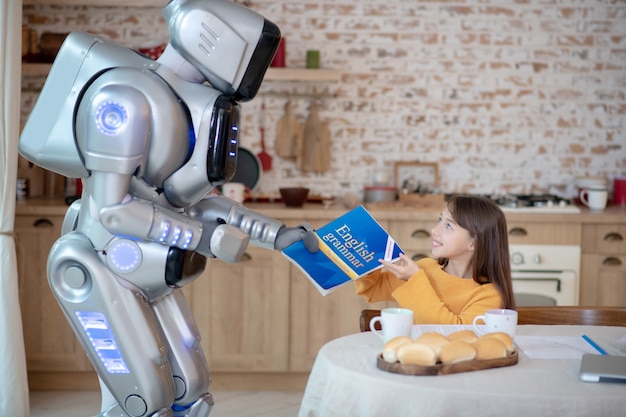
[377,350,518,376]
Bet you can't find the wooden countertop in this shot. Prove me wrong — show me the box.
[15,197,626,224]
[15,197,71,216]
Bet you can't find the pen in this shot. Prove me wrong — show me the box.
[582,334,607,355]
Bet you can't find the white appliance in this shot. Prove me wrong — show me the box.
[510,244,581,306]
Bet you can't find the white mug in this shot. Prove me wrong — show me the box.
[579,188,608,211]
[369,308,414,343]
[222,182,246,203]
[472,309,518,337]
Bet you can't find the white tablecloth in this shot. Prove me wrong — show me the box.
[299,325,626,417]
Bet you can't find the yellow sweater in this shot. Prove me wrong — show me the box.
[355,258,502,324]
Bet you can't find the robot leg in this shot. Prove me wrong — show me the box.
[95,378,172,417]
[152,289,214,417]
[47,232,176,417]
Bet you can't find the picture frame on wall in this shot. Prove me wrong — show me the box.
[394,162,439,194]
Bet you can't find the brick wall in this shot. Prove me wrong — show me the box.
[21,0,626,201]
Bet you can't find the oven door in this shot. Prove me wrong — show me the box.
[512,270,578,306]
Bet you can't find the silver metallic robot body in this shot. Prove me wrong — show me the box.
[19,1,316,416]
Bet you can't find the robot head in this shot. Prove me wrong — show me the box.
[162,0,281,102]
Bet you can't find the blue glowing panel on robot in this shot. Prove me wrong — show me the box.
[75,311,130,374]
[95,101,128,136]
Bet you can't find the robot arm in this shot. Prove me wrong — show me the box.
[99,193,318,264]
[187,195,319,253]
[99,195,251,263]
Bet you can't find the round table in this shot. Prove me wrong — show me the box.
[298,325,626,417]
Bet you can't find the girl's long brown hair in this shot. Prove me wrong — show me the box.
[439,195,516,309]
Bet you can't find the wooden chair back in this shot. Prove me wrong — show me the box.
[359,306,626,332]
[360,309,382,332]
[516,306,626,326]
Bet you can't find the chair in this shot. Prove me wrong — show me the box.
[515,306,626,326]
[360,309,383,332]
[359,306,626,332]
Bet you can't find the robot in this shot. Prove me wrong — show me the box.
[18,1,318,416]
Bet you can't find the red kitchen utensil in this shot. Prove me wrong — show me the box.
[258,101,272,171]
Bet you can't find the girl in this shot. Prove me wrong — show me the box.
[355,194,515,324]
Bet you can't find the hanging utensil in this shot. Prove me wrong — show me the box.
[297,101,330,173]
[257,101,272,171]
[275,100,302,160]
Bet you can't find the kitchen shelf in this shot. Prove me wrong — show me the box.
[24,0,160,6]
[264,68,340,82]
[22,63,340,83]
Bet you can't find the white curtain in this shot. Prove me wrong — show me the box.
[0,0,30,416]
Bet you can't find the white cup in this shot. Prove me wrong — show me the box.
[222,182,246,203]
[369,308,414,343]
[472,309,518,338]
[579,188,608,211]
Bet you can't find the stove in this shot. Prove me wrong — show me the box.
[510,244,580,306]
[489,194,581,214]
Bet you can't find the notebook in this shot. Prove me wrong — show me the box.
[579,354,626,383]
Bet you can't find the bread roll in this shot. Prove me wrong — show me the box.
[473,338,507,360]
[447,329,478,344]
[414,332,450,356]
[480,332,515,354]
[382,336,414,363]
[396,342,437,366]
[439,340,477,364]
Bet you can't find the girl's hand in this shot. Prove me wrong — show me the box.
[379,253,419,281]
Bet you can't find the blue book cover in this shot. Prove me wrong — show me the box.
[282,205,404,296]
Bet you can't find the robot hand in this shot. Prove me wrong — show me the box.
[275,223,319,253]
[197,220,250,263]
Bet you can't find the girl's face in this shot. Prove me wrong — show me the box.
[431,207,475,261]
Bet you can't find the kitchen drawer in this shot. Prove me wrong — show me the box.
[388,220,433,250]
[582,224,626,254]
[15,213,92,374]
[506,222,581,245]
[388,220,433,261]
[391,220,582,251]
[580,253,626,306]
[14,214,63,232]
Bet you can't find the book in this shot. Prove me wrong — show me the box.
[282,205,404,296]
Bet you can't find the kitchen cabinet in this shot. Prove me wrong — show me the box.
[17,201,626,390]
[14,213,93,373]
[288,273,393,371]
[388,217,438,261]
[580,224,626,306]
[505,221,581,245]
[388,216,582,255]
[189,247,291,372]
